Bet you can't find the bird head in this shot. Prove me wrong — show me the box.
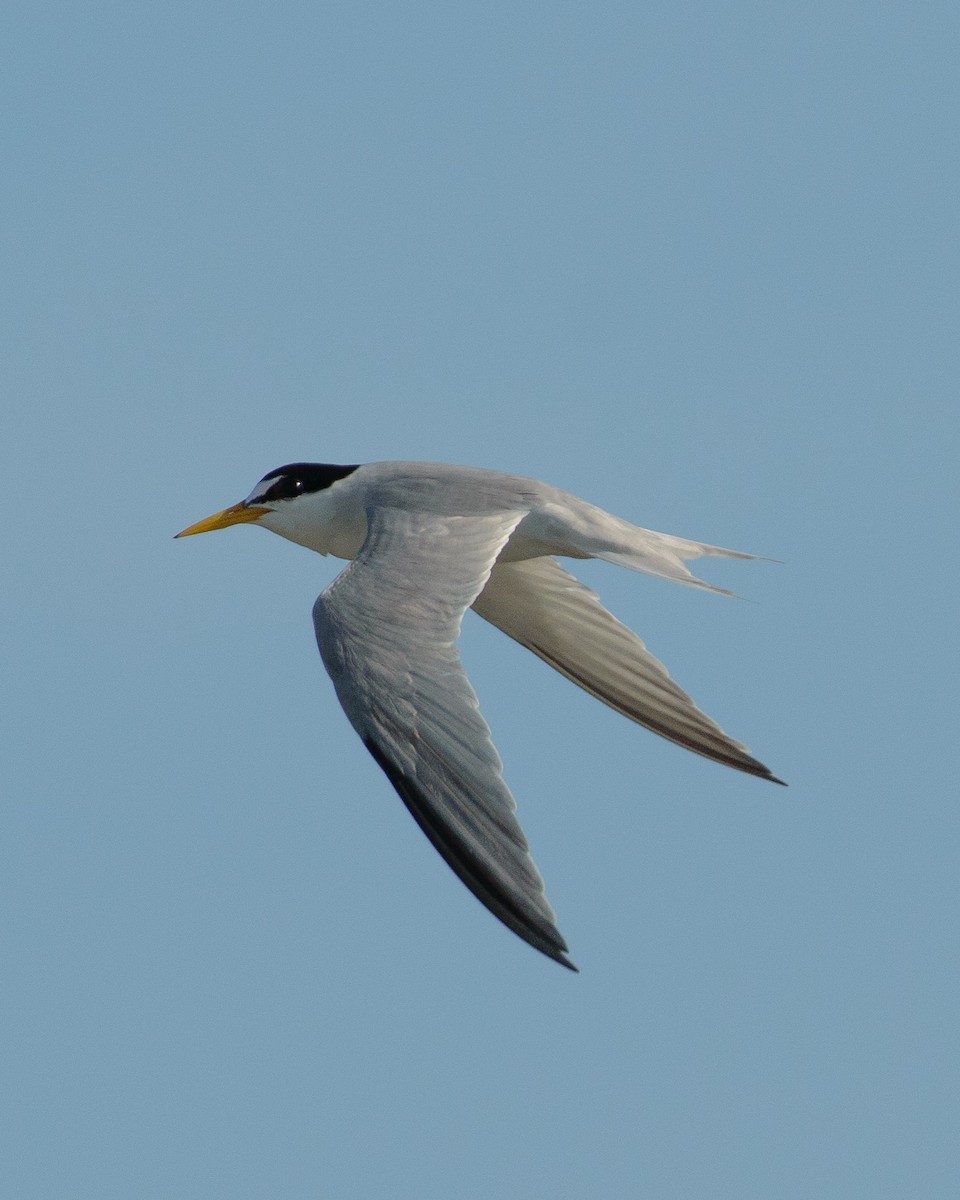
[175,462,360,547]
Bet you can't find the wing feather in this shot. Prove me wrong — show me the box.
[312,506,576,969]
[472,557,783,784]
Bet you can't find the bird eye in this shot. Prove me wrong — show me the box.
[275,475,304,500]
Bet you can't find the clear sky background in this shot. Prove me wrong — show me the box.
[3,3,957,1197]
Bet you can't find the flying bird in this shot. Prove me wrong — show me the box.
[177,460,783,970]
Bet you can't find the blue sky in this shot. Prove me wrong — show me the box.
[3,2,958,1196]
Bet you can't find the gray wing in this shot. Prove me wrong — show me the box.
[312,505,576,970]
[472,556,783,784]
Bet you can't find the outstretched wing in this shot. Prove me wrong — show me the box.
[312,505,576,970]
[472,556,783,784]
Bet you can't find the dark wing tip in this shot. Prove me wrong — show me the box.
[743,763,787,787]
[363,735,576,971]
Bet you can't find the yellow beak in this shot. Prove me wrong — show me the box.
[175,502,269,538]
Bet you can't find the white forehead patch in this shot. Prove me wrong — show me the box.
[244,478,277,505]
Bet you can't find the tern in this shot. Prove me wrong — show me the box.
[177,460,783,970]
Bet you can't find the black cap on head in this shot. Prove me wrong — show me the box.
[253,462,360,503]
